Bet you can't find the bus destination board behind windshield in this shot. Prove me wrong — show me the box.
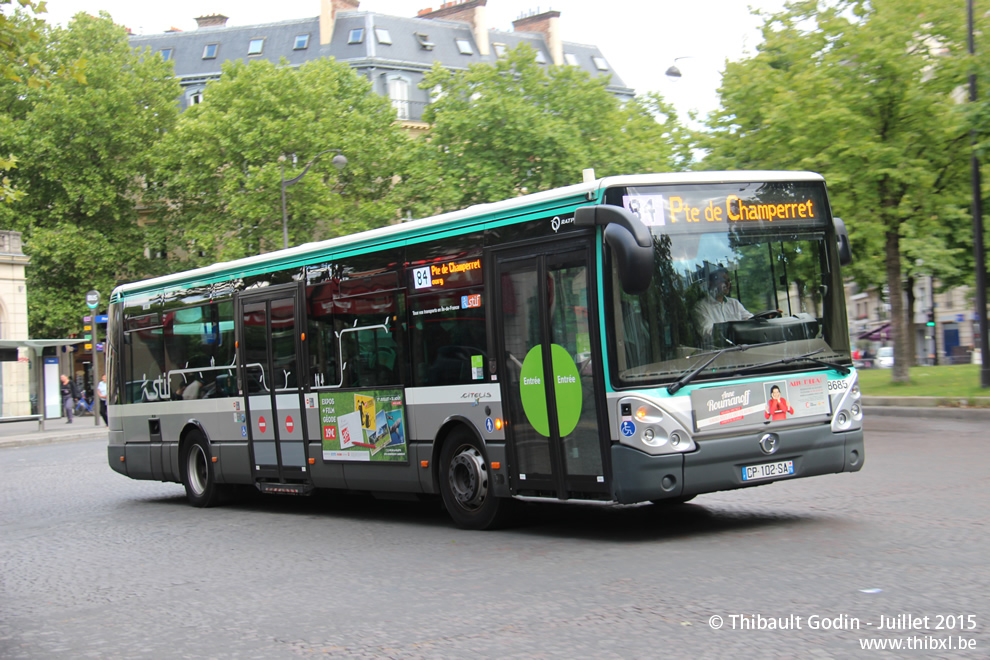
[620,182,829,234]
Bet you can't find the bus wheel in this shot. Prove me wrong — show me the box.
[181,431,222,508]
[439,429,510,530]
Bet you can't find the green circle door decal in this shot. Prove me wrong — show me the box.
[519,344,583,437]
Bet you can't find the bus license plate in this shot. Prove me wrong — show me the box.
[742,460,794,482]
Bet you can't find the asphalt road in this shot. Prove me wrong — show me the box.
[1,415,987,659]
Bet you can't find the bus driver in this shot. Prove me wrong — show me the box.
[695,267,752,338]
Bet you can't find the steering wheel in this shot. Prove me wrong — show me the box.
[751,309,782,320]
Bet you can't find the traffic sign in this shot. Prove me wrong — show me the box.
[85,290,101,310]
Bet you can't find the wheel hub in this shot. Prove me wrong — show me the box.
[448,447,487,510]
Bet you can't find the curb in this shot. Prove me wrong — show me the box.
[0,429,107,449]
[863,405,990,421]
[862,396,990,408]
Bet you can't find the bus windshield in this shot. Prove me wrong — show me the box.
[606,181,851,388]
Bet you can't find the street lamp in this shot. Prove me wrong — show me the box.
[967,0,989,386]
[664,56,692,79]
[280,148,348,250]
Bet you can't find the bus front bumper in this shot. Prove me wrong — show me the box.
[610,426,865,504]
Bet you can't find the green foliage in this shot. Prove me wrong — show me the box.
[0,12,178,336]
[702,0,976,381]
[0,0,86,89]
[404,45,692,214]
[149,57,410,263]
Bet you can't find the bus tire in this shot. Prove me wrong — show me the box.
[439,428,511,530]
[181,431,222,508]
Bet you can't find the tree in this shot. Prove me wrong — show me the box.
[403,45,692,215]
[0,1,86,204]
[150,57,411,264]
[702,0,975,382]
[0,12,178,336]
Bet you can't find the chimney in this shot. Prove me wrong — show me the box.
[417,0,489,56]
[194,14,229,29]
[321,0,360,46]
[512,9,562,66]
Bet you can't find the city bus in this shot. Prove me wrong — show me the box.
[106,171,865,529]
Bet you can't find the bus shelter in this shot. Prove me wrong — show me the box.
[0,338,86,430]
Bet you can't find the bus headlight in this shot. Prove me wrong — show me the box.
[641,427,667,447]
[835,410,851,430]
[618,397,695,455]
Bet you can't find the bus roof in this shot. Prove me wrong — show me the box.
[112,170,825,300]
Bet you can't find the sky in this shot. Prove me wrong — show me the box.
[39,0,788,123]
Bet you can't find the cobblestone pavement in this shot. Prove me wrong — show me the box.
[1,415,987,658]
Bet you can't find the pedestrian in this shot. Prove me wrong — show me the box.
[60,374,79,424]
[97,373,108,424]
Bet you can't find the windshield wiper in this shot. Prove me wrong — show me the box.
[738,348,851,376]
[666,340,786,395]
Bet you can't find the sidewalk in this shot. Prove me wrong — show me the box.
[0,416,107,449]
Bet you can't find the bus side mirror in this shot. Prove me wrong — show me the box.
[834,217,853,266]
[575,205,654,295]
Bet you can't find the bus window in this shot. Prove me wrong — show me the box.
[334,290,404,388]
[122,306,165,404]
[306,282,341,388]
[409,288,487,386]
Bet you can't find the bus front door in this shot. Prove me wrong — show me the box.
[237,286,311,491]
[494,242,609,500]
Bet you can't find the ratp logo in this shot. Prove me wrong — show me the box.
[551,215,575,233]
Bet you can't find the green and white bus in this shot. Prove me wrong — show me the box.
[107,171,864,529]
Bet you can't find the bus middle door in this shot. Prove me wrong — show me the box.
[237,285,310,492]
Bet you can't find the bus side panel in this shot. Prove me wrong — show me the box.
[217,442,254,485]
[404,385,508,497]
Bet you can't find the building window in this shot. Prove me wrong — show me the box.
[190,91,204,105]
[348,28,364,44]
[387,76,410,120]
[248,38,265,55]
[375,27,392,45]
[534,50,547,64]
[203,43,218,59]
[564,53,579,66]
[592,56,609,71]
[294,34,310,49]
[493,43,507,58]
[415,33,435,50]
[160,48,173,61]
[455,38,473,55]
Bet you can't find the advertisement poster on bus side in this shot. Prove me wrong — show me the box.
[320,389,407,463]
[691,376,829,432]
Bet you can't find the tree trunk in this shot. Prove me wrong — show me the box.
[885,229,910,382]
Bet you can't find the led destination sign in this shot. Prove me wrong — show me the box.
[621,182,828,233]
[411,257,483,291]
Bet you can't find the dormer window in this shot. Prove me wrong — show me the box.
[348,28,364,44]
[592,56,609,71]
[203,43,218,59]
[455,38,473,55]
[375,27,392,45]
[534,50,547,64]
[564,53,579,66]
[415,33,435,50]
[493,43,507,58]
[248,38,264,56]
[294,34,310,50]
